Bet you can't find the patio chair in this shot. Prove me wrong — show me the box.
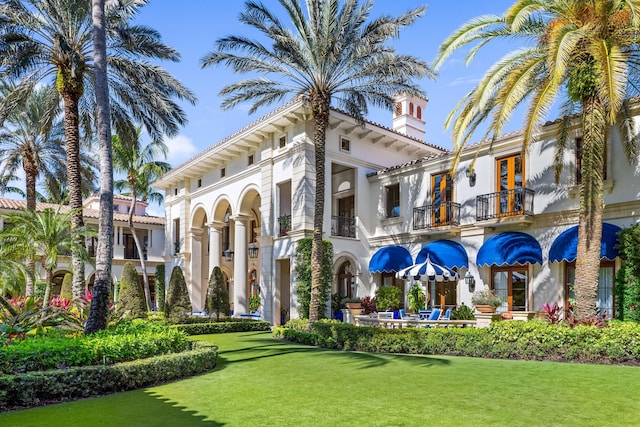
[442,309,452,320]
[427,308,441,321]
[399,309,419,321]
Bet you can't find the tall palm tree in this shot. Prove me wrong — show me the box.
[113,129,171,312]
[0,207,94,306]
[433,0,640,318]
[0,0,196,300]
[202,0,431,324]
[85,0,112,334]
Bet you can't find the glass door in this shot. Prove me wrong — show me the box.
[496,154,524,216]
[432,172,453,226]
[492,267,528,311]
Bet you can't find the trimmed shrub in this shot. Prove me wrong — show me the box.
[155,264,165,313]
[375,286,402,310]
[116,262,147,319]
[615,224,640,321]
[294,238,333,319]
[165,266,192,322]
[273,319,640,364]
[174,320,271,335]
[0,341,217,410]
[206,266,230,320]
[59,273,73,300]
[34,281,46,299]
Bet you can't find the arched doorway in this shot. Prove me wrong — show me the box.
[191,206,210,311]
[337,261,355,299]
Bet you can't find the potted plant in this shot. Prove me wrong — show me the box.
[471,288,503,313]
[341,296,362,309]
[375,286,402,318]
[249,294,261,313]
[407,284,426,313]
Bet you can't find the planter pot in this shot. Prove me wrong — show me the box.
[345,303,362,309]
[475,305,497,314]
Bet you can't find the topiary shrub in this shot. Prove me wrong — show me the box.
[116,262,147,319]
[614,224,640,321]
[375,286,402,311]
[155,264,165,313]
[59,273,73,300]
[206,266,230,320]
[294,238,333,319]
[166,266,192,322]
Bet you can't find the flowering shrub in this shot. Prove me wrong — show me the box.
[361,296,376,314]
[542,302,563,324]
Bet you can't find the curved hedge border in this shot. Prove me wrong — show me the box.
[273,319,640,364]
[173,320,271,335]
[0,341,217,411]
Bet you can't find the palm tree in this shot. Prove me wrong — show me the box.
[113,128,171,312]
[85,0,113,334]
[0,0,196,300]
[433,0,640,318]
[202,0,431,324]
[0,207,94,306]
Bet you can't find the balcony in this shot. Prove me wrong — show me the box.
[476,187,535,222]
[278,214,291,237]
[331,216,356,238]
[413,202,460,230]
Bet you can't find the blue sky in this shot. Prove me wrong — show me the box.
[134,0,523,169]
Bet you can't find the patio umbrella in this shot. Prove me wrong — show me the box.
[396,256,458,282]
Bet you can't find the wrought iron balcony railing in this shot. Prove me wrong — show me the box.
[331,216,356,238]
[413,202,461,230]
[476,187,535,221]
[278,214,291,237]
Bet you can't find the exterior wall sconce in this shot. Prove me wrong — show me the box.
[465,167,476,187]
[223,247,234,262]
[464,271,476,293]
[248,242,259,259]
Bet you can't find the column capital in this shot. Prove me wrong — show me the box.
[230,214,252,223]
[206,221,225,230]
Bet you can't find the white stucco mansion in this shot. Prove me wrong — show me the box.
[153,95,640,324]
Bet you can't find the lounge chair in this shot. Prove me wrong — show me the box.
[399,309,419,321]
[442,309,452,320]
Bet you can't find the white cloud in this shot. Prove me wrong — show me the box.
[164,134,198,168]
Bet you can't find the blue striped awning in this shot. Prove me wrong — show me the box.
[396,256,458,282]
[549,223,621,263]
[477,232,542,267]
[416,239,468,269]
[368,245,413,273]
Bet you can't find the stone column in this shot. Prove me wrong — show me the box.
[207,221,223,270]
[190,227,204,311]
[232,215,250,313]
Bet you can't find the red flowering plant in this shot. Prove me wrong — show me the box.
[542,302,563,324]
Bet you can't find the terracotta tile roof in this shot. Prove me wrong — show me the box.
[0,198,165,226]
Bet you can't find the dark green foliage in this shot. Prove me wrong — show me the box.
[375,286,402,310]
[615,224,640,321]
[451,303,476,320]
[0,341,217,410]
[294,238,333,319]
[0,320,189,373]
[155,264,165,313]
[206,266,230,320]
[173,320,271,335]
[273,319,640,364]
[165,266,192,322]
[59,273,72,300]
[116,262,146,319]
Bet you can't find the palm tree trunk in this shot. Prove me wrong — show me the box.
[574,95,606,319]
[128,189,152,311]
[60,83,86,301]
[0,293,17,317]
[23,157,38,296]
[85,0,113,334]
[43,265,53,307]
[308,93,330,325]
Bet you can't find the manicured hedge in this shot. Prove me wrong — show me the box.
[0,341,217,411]
[273,319,640,364]
[0,321,189,374]
[173,320,271,335]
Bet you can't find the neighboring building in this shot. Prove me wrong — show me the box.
[0,194,165,300]
[154,95,640,324]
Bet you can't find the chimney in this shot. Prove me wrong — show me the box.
[392,94,428,140]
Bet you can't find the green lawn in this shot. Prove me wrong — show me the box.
[2,331,639,426]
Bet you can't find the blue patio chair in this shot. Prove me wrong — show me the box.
[399,309,419,321]
[418,309,432,320]
[427,309,441,321]
[442,309,452,320]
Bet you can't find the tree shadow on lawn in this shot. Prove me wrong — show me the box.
[214,336,451,371]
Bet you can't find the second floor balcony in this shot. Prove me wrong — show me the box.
[331,216,356,238]
[413,202,460,230]
[476,187,535,222]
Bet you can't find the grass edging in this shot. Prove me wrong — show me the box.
[0,341,218,411]
[173,320,271,335]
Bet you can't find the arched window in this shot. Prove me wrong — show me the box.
[416,106,422,120]
[337,261,354,298]
[409,102,414,116]
[395,102,402,116]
